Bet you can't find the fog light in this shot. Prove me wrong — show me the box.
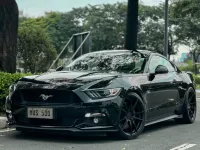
[8,114,13,119]
[85,113,105,118]
[93,118,99,124]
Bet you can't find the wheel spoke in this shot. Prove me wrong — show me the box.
[126,97,135,111]
[128,120,133,134]
[119,116,126,123]
[135,111,144,115]
[123,101,130,111]
[133,99,138,109]
[189,109,194,117]
[190,106,195,110]
[121,108,128,114]
[132,120,138,132]
[130,100,135,110]
[188,94,194,103]
[133,116,143,121]
[122,120,129,130]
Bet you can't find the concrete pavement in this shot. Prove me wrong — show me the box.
[0,117,7,129]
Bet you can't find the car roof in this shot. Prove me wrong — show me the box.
[87,49,154,57]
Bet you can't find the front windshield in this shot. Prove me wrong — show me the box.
[65,52,146,74]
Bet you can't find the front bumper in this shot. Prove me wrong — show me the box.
[7,99,122,134]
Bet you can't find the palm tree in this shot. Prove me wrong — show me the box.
[0,0,19,73]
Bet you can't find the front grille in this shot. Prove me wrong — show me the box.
[18,89,82,104]
[15,117,77,127]
[12,91,22,105]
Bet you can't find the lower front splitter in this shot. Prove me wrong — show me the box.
[14,125,118,135]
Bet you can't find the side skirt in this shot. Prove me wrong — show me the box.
[145,115,179,126]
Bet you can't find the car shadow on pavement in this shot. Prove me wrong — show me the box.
[8,119,181,143]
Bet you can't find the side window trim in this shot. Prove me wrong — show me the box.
[145,54,155,73]
[147,54,175,73]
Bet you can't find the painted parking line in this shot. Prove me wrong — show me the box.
[170,143,196,150]
[0,128,15,133]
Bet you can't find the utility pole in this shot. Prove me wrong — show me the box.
[164,0,169,58]
[125,0,139,51]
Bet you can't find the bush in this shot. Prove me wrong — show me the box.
[194,75,200,87]
[195,76,200,84]
[178,60,195,73]
[0,72,32,112]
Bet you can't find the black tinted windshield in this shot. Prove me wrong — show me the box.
[65,52,146,74]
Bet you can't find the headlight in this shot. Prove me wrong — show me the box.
[8,84,16,99]
[5,96,11,111]
[85,88,121,99]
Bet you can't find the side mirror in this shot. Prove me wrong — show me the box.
[155,65,168,74]
[148,65,169,81]
[56,66,64,71]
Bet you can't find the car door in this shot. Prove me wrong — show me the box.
[145,55,179,120]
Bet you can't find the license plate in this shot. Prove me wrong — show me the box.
[27,107,53,119]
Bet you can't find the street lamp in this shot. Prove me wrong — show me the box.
[164,0,169,58]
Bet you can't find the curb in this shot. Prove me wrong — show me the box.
[0,117,7,129]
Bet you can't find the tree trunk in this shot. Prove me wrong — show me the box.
[0,0,18,73]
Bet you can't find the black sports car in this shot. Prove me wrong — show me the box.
[5,50,196,140]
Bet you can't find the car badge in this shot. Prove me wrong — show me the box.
[39,94,53,101]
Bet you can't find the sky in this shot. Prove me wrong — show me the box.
[17,0,163,17]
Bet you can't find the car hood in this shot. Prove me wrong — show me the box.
[20,71,118,84]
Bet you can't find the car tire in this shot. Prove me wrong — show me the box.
[176,88,196,124]
[117,92,146,140]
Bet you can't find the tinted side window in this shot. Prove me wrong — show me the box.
[149,55,175,73]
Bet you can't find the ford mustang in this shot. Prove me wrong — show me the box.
[5,50,196,140]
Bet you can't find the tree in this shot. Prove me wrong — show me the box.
[138,3,179,58]
[71,2,166,51]
[0,0,19,73]
[18,22,57,73]
[171,0,200,74]
[71,3,127,51]
[22,12,82,54]
[19,10,28,24]
[17,2,179,59]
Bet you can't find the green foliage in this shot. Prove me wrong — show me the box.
[20,12,82,54]
[18,21,57,73]
[18,2,179,56]
[0,72,31,112]
[79,3,127,51]
[194,75,200,85]
[179,60,195,72]
[171,0,200,65]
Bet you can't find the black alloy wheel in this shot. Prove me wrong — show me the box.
[176,88,197,124]
[118,93,145,140]
[186,91,196,122]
